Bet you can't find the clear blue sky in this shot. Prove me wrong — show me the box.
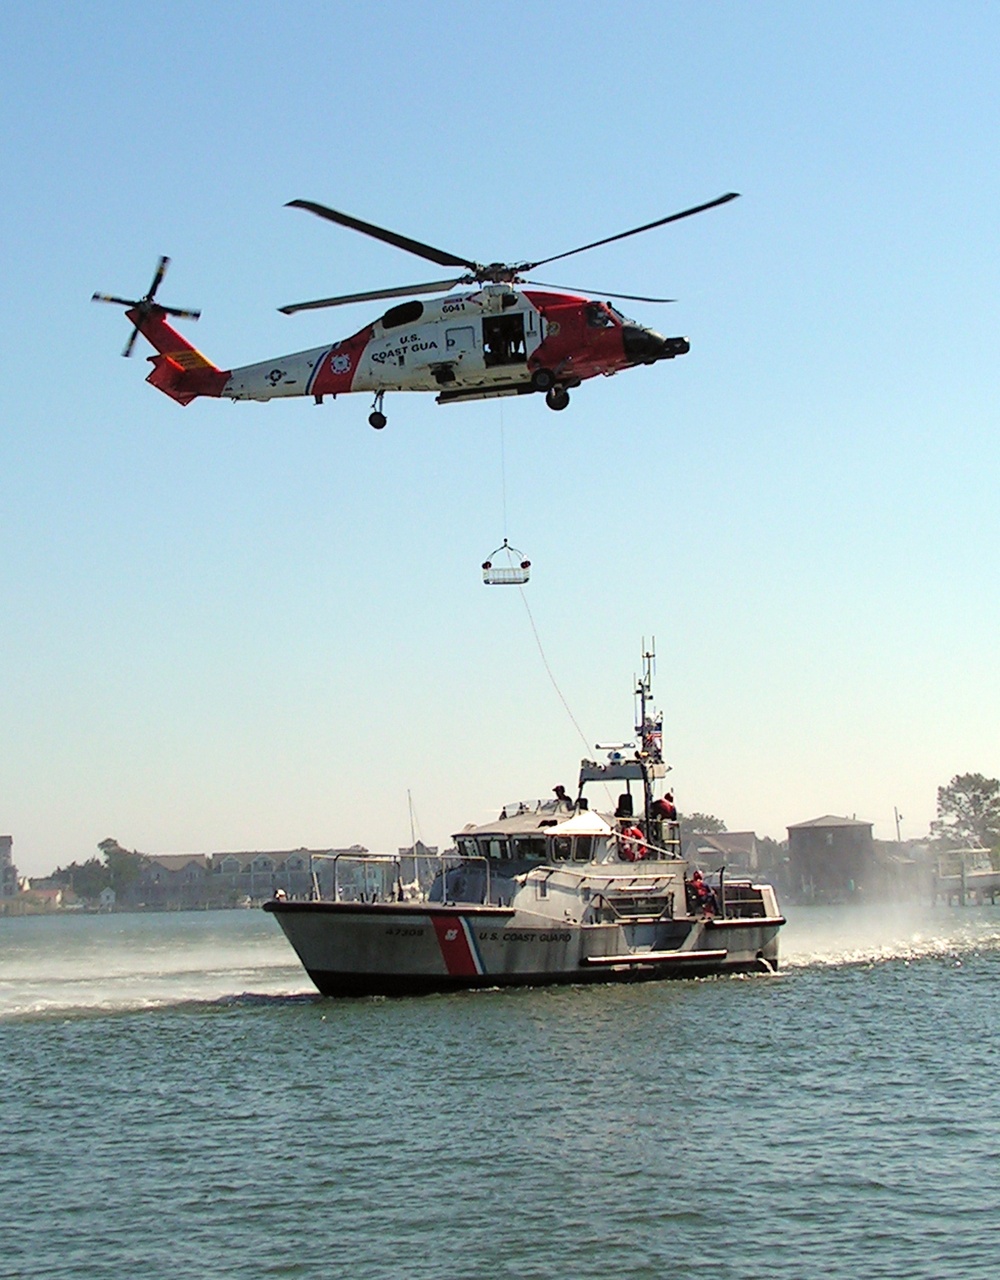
[2,1,998,875]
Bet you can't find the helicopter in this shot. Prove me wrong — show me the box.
[92,193,738,428]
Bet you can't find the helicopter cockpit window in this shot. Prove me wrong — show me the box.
[483,313,526,367]
[382,299,424,329]
[585,303,615,328]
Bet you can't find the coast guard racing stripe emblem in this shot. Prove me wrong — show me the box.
[431,915,485,977]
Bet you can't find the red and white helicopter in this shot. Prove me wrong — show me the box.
[93,193,738,428]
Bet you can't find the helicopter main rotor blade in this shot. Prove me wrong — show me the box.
[279,277,468,315]
[159,305,202,320]
[122,326,141,358]
[524,192,740,272]
[286,200,481,274]
[524,281,676,304]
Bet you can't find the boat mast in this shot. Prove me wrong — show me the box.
[635,639,658,827]
[579,643,668,826]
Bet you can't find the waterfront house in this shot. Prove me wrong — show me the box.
[683,831,760,874]
[136,854,211,909]
[787,814,875,902]
[209,847,369,902]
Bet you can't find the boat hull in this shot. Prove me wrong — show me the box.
[263,900,784,997]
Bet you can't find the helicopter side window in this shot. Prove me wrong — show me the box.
[483,313,526,367]
[382,300,424,329]
[585,303,614,328]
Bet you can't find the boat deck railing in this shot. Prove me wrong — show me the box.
[310,851,492,906]
[715,879,768,918]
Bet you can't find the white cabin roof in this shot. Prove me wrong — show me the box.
[548,811,614,838]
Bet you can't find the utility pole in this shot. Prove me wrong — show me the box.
[894,806,903,843]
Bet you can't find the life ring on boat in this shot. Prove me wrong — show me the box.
[620,826,647,862]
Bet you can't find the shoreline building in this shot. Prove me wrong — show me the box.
[682,830,760,875]
[787,814,875,902]
[1,836,18,898]
[100,841,370,909]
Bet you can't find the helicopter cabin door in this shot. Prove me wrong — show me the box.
[445,325,477,361]
[482,313,526,368]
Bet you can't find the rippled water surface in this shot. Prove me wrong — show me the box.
[2,905,999,1279]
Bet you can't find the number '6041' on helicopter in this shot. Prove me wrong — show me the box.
[93,193,738,429]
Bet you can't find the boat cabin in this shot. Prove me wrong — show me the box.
[453,751,679,869]
[454,805,616,867]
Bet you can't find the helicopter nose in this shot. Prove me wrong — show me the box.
[622,325,689,363]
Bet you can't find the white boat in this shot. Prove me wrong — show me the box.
[265,654,784,995]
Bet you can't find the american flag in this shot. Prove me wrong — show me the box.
[641,716,663,758]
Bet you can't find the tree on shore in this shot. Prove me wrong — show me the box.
[52,840,147,902]
[98,839,147,894]
[755,834,788,871]
[51,857,109,899]
[931,774,1000,849]
[679,812,727,840]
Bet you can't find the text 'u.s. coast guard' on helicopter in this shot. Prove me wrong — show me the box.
[92,193,738,428]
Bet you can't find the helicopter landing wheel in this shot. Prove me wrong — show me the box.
[369,391,387,429]
[531,368,555,393]
[545,386,570,411]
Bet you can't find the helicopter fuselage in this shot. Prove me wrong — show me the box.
[135,284,689,414]
[100,191,735,420]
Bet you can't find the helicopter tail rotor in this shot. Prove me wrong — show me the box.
[92,256,202,356]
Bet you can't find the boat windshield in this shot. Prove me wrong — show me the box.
[463,835,548,861]
[549,835,595,862]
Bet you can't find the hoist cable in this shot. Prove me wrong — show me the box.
[499,401,508,540]
[492,405,612,808]
[517,584,592,756]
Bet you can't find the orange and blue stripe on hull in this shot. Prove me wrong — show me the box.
[430,914,486,977]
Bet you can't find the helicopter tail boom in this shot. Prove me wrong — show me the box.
[126,306,229,406]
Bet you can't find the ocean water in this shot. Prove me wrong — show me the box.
[2,904,999,1280]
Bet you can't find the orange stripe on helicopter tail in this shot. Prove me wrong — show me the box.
[163,346,216,371]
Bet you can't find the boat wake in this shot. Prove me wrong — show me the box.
[780,902,1000,971]
[0,912,312,1022]
[5,903,999,1022]
[0,966,313,1022]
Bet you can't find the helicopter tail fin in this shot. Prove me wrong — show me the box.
[126,305,230,406]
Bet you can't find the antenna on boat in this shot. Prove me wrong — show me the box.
[631,638,666,839]
[635,638,663,766]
